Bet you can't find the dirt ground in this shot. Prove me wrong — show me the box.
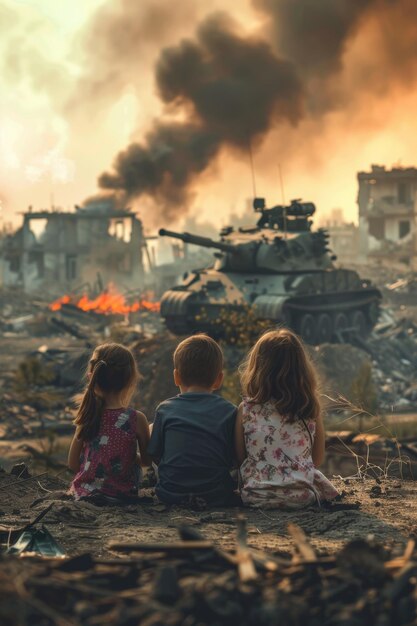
[0,470,415,559]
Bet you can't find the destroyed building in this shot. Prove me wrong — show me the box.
[1,199,146,294]
[358,165,417,262]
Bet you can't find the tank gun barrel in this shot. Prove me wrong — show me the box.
[159,228,236,253]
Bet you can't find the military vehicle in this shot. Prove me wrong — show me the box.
[159,198,381,344]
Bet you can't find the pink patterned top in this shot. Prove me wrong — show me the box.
[70,407,139,499]
[239,398,339,509]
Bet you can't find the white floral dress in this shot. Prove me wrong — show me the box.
[239,398,339,509]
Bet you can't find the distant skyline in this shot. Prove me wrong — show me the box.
[1,0,417,233]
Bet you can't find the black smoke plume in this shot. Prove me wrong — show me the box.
[98,0,417,221]
[99,123,219,221]
[253,0,374,78]
[99,13,303,216]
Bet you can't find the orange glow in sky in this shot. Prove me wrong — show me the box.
[1,0,417,231]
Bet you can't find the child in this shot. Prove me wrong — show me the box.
[68,343,151,501]
[235,329,338,509]
[148,334,237,507]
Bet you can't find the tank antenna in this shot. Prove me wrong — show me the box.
[279,164,287,238]
[248,138,257,198]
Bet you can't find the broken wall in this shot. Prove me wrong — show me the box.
[2,209,146,295]
[358,166,417,261]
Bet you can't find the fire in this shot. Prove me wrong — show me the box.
[49,295,71,311]
[49,286,160,315]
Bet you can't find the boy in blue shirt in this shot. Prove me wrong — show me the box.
[148,334,237,506]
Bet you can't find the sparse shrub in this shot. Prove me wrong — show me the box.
[14,356,55,390]
[350,361,378,416]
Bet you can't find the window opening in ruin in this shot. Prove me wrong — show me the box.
[399,220,411,239]
[66,254,77,280]
[368,217,385,240]
[398,182,410,204]
[28,251,44,277]
[9,255,21,273]
[108,217,132,242]
[28,218,48,242]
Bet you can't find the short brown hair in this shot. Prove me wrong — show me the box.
[174,334,223,388]
[240,329,321,422]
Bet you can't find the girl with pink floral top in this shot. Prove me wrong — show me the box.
[235,329,338,509]
[68,343,151,501]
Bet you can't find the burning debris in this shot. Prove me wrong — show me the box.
[49,286,160,315]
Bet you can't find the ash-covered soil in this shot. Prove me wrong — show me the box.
[0,470,414,558]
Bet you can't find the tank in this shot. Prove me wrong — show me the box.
[159,199,381,344]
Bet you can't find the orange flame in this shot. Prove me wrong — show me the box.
[49,295,70,311]
[49,287,160,315]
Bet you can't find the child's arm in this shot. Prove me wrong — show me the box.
[147,411,163,465]
[135,411,152,468]
[68,431,83,472]
[312,414,325,467]
[234,404,247,467]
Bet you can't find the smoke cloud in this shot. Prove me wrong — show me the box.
[99,123,219,220]
[96,0,417,223]
[99,12,302,217]
[253,0,373,79]
[69,0,206,112]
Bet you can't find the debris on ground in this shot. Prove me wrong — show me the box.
[1,514,417,625]
[366,314,417,410]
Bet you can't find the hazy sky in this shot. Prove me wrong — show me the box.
[1,0,417,233]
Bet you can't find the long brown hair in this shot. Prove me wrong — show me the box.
[74,343,139,441]
[240,328,321,422]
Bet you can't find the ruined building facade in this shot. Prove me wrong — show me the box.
[1,199,145,294]
[358,165,417,261]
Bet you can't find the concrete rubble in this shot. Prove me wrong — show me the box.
[1,259,417,445]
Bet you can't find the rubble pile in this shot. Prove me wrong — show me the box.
[307,309,417,412]
[1,518,417,626]
[0,391,74,440]
[312,343,372,403]
[0,332,179,440]
[385,275,417,304]
[0,344,88,440]
[366,315,417,411]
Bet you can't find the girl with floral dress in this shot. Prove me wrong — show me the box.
[68,343,150,501]
[235,329,338,509]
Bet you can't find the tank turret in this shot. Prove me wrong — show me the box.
[159,199,381,344]
[160,223,334,274]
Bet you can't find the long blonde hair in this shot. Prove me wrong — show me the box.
[240,328,320,422]
[74,343,139,441]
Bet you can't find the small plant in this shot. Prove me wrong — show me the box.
[349,361,378,418]
[14,357,55,390]
[325,394,410,481]
[13,356,64,409]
